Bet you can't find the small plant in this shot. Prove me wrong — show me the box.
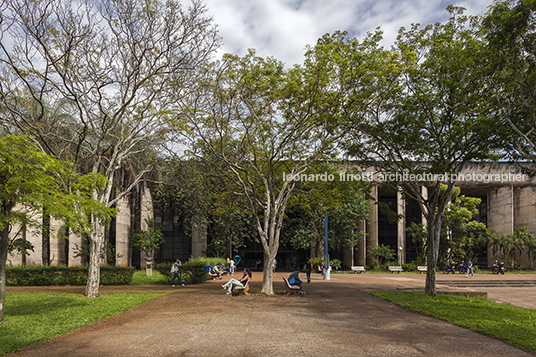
[330,259,342,270]
[367,244,396,268]
[133,218,164,275]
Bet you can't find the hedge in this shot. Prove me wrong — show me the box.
[6,265,135,286]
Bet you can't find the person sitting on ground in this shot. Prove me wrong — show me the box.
[288,267,305,295]
[221,268,252,295]
[212,264,223,279]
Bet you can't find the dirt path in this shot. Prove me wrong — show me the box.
[6,272,535,356]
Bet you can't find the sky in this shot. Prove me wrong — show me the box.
[204,0,496,66]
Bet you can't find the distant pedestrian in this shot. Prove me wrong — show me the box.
[256,259,262,271]
[319,261,324,276]
[272,258,277,272]
[305,257,313,283]
[465,260,474,278]
[171,259,184,287]
[230,258,235,275]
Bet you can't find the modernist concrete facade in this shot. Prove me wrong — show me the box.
[7,163,536,269]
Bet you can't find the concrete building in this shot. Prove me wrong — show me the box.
[7,163,536,269]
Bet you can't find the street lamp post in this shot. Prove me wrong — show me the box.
[324,212,330,280]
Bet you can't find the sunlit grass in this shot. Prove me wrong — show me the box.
[370,291,536,353]
[131,269,168,285]
[0,291,165,355]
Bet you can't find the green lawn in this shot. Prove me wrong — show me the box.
[370,291,536,353]
[0,291,165,355]
[131,269,169,285]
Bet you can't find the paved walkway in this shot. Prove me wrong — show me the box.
[5,272,536,357]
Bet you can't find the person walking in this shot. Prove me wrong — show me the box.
[305,257,313,283]
[171,259,185,287]
[465,260,474,278]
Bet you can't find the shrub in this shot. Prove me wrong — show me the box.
[330,259,342,270]
[5,265,134,286]
[310,257,323,272]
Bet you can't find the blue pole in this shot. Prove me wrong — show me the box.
[324,211,330,280]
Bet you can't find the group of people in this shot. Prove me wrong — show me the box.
[172,256,314,295]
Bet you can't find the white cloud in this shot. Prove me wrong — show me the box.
[204,0,494,66]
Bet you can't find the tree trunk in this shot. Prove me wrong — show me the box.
[85,220,104,298]
[0,224,9,322]
[425,219,442,296]
[42,210,50,266]
[261,250,275,294]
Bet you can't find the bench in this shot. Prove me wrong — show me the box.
[417,266,427,274]
[233,279,250,296]
[388,266,403,274]
[351,266,366,274]
[283,277,301,295]
[208,271,228,280]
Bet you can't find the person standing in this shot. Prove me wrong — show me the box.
[305,257,313,283]
[229,258,235,275]
[465,260,474,278]
[272,257,277,272]
[171,259,184,287]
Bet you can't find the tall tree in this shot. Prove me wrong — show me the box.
[482,0,536,164]
[336,7,502,295]
[0,134,114,321]
[180,50,343,294]
[0,0,219,297]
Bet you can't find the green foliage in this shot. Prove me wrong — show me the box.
[482,0,536,164]
[154,257,226,284]
[330,258,342,270]
[441,188,490,262]
[0,292,164,355]
[371,291,536,353]
[310,257,323,272]
[0,135,115,235]
[132,219,164,254]
[5,265,134,286]
[282,163,370,253]
[367,244,396,268]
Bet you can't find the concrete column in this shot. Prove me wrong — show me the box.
[514,186,536,266]
[343,244,353,269]
[115,196,131,267]
[367,185,379,266]
[488,185,514,267]
[191,212,208,258]
[68,232,85,266]
[49,219,67,266]
[24,211,42,266]
[6,221,24,265]
[397,190,406,265]
[356,219,367,266]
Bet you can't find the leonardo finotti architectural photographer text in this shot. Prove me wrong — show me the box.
[283,171,527,184]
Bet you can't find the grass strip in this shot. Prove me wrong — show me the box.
[0,291,165,355]
[369,291,536,353]
[131,269,168,285]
